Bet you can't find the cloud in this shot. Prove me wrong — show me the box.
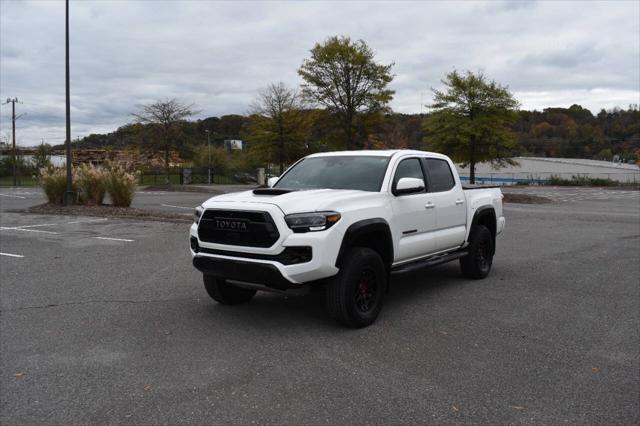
[1,0,638,146]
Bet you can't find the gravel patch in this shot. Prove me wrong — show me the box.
[503,193,553,204]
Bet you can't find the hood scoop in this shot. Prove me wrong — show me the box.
[252,188,298,196]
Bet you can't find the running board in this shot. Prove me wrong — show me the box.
[391,251,468,275]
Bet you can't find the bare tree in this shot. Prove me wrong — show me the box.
[132,98,197,182]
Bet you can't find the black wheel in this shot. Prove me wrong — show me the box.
[203,275,256,305]
[460,225,494,279]
[326,247,387,328]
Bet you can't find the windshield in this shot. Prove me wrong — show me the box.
[274,156,390,192]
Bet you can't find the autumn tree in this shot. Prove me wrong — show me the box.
[32,142,52,170]
[423,70,519,183]
[298,36,394,149]
[132,99,197,181]
[246,82,313,173]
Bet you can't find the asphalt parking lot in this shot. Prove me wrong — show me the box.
[1,186,639,424]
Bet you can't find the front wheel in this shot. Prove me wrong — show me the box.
[326,247,387,328]
[203,275,256,305]
[460,225,494,279]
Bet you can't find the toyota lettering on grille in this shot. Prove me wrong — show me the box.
[214,218,249,232]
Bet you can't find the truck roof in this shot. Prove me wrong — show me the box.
[306,149,446,158]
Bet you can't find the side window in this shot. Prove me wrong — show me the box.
[392,158,425,193]
[424,158,455,192]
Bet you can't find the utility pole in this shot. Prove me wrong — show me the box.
[2,97,23,186]
[63,0,74,205]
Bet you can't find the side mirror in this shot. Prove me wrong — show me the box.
[267,176,279,188]
[395,177,425,195]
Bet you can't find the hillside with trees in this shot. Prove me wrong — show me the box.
[51,35,639,176]
[57,104,639,166]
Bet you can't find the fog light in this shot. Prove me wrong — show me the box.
[190,236,200,253]
[279,246,312,265]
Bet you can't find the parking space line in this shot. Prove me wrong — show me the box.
[0,252,24,258]
[0,227,59,234]
[1,223,58,230]
[161,204,194,210]
[67,218,108,224]
[0,193,26,199]
[94,237,134,242]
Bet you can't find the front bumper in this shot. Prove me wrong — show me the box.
[189,214,342,285]
[193,255,295,290]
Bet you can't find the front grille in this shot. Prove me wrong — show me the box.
[198,209,280,247]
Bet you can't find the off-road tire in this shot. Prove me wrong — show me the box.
[460,225,494,279]
[203,275,256,305]
[326,247,387,328]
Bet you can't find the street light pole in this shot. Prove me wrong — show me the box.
[2,97,22,186]
[205,130,211,184]
[63,0,74,205]
[11,98,16,186]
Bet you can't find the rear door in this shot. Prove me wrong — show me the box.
[422,157,467,251]
[390,157,437,262]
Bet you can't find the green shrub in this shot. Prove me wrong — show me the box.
[76,163,106,205]
[39,166,76,204]
[547,175,617,186]
[104,163,137,207]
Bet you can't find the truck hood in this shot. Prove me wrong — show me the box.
[201,188,382,215]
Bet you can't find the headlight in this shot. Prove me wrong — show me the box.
[284,211,341,233]
[194,206,204,224]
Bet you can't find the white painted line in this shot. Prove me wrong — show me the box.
[0,227,59,234]
[0,193,26,199]
[67,218,108,224]
[94,237,134,242]
[0,252,24,258]
[1,223,58,230]
[161,204,193,210]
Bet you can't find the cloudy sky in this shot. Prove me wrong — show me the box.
[1,0,638,146]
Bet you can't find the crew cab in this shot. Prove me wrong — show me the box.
[190,150,505,327]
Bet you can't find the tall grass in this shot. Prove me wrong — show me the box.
[76,163,107,205]
[39,163,138,206]
[39,166,76,204]
[104,163,137,207]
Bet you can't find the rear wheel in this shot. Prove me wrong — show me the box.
[460,225,494,279]
[203,275,256,305]
[326,247,387,328]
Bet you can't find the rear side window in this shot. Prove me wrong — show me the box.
[392,158,426,192]
[424,158,455,192]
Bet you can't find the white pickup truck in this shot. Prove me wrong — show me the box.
[190,150,505,327]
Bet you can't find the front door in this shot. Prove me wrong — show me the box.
[390,157,437,262]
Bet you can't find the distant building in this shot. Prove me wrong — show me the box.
[224,139,243,151]
[456,157,640,184]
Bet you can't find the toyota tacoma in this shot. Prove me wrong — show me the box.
[190,150,505,327]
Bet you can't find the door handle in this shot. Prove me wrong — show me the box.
[425,202,435,209]
[455,199,464,205]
